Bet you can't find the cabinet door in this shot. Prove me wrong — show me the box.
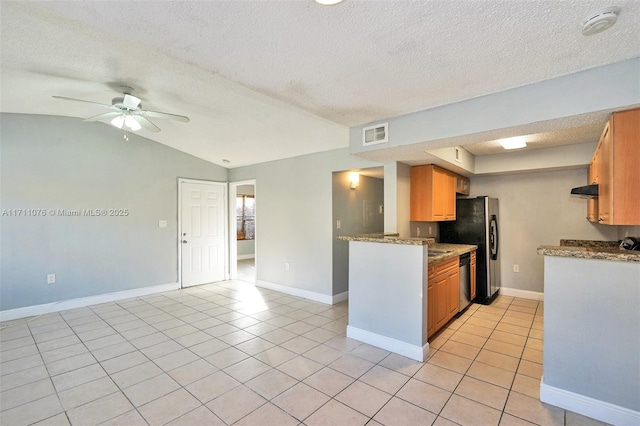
[609,108,640,224]
[587,162,598,222]
[598,122,612,224]
[432,168,446,220]
[410,165,435,221]
[470,251,477,301]
[447,268,459,319]
[444,172,456,220]
[434,273,449,330]
[410,165,458,222]
[427,267,436,339]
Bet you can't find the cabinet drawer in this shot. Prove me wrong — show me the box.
[434,257,458,276]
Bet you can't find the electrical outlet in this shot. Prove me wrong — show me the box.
[336,219,341,229]
[513,264,520,273]
[285,262,290,271]
[428,226,432,235]
[47,273,56,284]
[158,220,167,228]
[416,227,421,236]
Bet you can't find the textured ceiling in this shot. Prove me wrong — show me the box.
[1,1,639,167]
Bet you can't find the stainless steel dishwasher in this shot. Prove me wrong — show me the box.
[459,253,471,312]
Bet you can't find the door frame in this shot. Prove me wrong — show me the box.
[178,178,229,288]
[229,179,256,280]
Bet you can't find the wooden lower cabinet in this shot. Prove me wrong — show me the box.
[427,256,459,339]
[470,250,477,301]
[427,265,436,339]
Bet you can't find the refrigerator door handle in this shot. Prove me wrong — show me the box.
[489,215,499,260]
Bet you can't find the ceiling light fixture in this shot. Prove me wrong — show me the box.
[582,7,619,36]
[111,115,125,129]
[111,113,142,131]
[124,115,142,131]
[315,0,344,5]
[498,136,527,150]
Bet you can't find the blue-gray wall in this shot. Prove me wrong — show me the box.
[0,114,227,311]
[333,172,384,296]
[229,149,382,298]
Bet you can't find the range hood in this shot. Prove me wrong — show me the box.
[570,184,598,198]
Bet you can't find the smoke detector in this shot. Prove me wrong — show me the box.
[582,7,619,36]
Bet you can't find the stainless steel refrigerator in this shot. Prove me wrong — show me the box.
[439,196,501,304]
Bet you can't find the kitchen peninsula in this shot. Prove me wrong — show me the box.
[537,240,640,425]
[338,234,476,361]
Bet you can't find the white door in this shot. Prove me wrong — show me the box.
[180,180,226,287]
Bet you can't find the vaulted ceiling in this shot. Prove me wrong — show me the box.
[1,1,639,168]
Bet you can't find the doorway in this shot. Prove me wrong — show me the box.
[229,180,256,282]
[178,179,227,288]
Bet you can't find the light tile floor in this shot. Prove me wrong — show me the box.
[0,281,609,426]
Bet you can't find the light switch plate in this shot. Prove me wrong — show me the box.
[158,220,167,228]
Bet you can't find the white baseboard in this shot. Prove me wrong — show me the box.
[256,280,333,305]
[332,291,348,304]
[237,254,255,260]
[500,287,544,301]
[0,282,180,322]
[540,378,640,425]
[347,325,429,362]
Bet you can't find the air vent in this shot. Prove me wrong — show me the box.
[363,123,388,146]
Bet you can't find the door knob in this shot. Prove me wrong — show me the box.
[182,240,188,244]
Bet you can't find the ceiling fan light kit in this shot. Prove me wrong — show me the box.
[52,86,189,133]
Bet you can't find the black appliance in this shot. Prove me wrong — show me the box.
[570,184,598,198]
[459,252,471,311]
[439,196,501,304]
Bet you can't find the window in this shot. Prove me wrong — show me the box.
[236,195,255,240]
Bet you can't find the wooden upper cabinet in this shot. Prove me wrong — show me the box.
[411,165,456,222]
[587,161,598,222]
[593,108,640,225]
[455,175,470,195]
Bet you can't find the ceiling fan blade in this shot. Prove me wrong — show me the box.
[141,110,190,123]
[133,115,161,132]
[122,94,142,109]
[83,112,122,122]
[52,95,112,108]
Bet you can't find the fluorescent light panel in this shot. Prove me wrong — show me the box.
[499,136,527,150]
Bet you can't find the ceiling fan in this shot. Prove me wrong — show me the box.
[52,86,189,133]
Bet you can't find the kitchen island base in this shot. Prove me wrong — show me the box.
[346,240,430,362]
[346,325,429,362]
[539,255,640,425]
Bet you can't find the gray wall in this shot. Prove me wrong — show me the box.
[0,114,227,311]
[469,168,619,293]
[228,148,382,298]
[332,172,384,296]
[383,162,411,237]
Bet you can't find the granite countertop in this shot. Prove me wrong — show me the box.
[336,234,477,264]
[537,240,640,263]
[337,234,432,245]
[426,243,478,264]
